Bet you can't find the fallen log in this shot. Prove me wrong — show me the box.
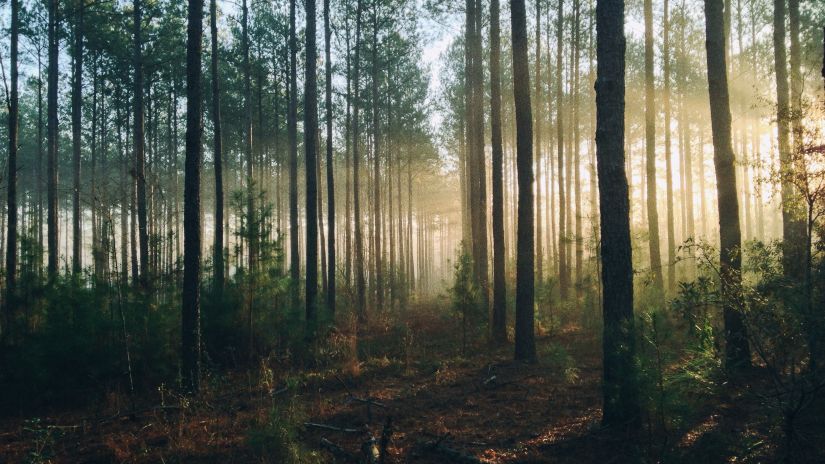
[304,422,366,434]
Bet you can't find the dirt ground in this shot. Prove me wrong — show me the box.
[0,306,809,463]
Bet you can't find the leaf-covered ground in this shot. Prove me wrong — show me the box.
[0,304,816,463]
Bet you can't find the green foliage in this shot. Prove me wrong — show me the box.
[246,401,321,464]
[449,244,483,353]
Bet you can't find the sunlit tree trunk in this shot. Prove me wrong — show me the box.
[664,0,675,292]
[289,0,300,311]
[644,0,663,291]
[556,0,569,301]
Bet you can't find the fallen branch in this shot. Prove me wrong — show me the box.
[304,422,366,434]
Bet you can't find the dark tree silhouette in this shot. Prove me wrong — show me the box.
[324,0,336,316]
[596,0,640,429]
[490,0,507,343]
[305,0,319,337]
[134,0,149,287]
[5,0,19,323]
[703,0,750,369]
[47,0,59,279]
[511,0,535,362]
[289,0,300,311]
[210,0,224,293]
[182,0,204,394]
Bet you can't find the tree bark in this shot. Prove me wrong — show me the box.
[47,0,59,280]
[703,0,750,369]
[182,0,204,393]
[210,0,224,293]
[490,0,507,343]
[5,0,19,326]
[596,0,640,429]
[644,0,663,291]
[324,0,336,316]
[289,0,300,311]
[72,0,84,275]
[511,0,536,362]
[556,0,569,301]
[134,0,149,288]
[305,0,320,338]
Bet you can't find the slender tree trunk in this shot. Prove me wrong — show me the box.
[644,0,663,291]
[324,0,336,316]
[490,0,507,343]
[371,6,383,311]
[664,0,675,292]
[305,0,319,338]
[353,0,366,320]
[134,0,149,288]
[289,0,300,311]
[5,0,19,327]
[511,0,536,362]
[534,0,543,285]
[703,0,750,369]
[182,0,204,394]
[556,0,569,301]
[773,0,805,279]
[210,0,224,293]
[71,0,84,276]
[47,0,59,280]
[242,0,255,271]
[596,0,640,429]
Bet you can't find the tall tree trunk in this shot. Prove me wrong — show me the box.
[242,0,256,271]
[353,0,366,320]
[664,0,675,292]
[289,0,300,311]
[371,6,382,311]
[210,0,224,293]
[573,0,583,299]
[773,0,805,279]
[490,0,507,343]
[182,0,204,394]
[324,0,336,316]
[703,0,750,369]
[72,0,84,276]
[305,0,319,338]
[556,0,569,301]
[47,0,59,280]
[534,0,543,285]
[511,0,536,362]
[596,0,640,430]
[644,0,663,291]
[134,0,149,288]
[5,0,19,326]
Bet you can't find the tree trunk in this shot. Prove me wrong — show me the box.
[289,0,300,312]
[305,0,319,338]
[490,0,506,343]
[644,0,663,291]
[134,0,149,288]
[703,0,750,369]
[534,0,543,285]
[5,0,19,326]
[72,0,84,276]
[511,0,536,362]
[773,0,805,279]
[556,0,569,301]
[324,0,336,316]
[210,0,224,293]
[353,0,366,320]
[47,0,59,280]
[596,0,640,429]
[182,0,204,394]
[242,0,256,272]
[664,0,675,292]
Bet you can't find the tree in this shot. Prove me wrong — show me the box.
[242,0,255,271]
[596,0,640,429]
[210,0,224,293]
[71,0,85,275]
[511,0,535,362]
[182,0,204,394]
[47,0,59,280]
[305,0,319,337]
[703,0,750,369]
[663,0,676,292]
[644,0,663,291]
[324,0,335,316]
[556,0,569,301]
[490,0,506,343]
[5,0,19,325]
[134,0,149,287]
[773,0,805,280]
[289,0,300,311]
[352,0,366,321]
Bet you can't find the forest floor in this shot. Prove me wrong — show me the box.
[0,302,806,463]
